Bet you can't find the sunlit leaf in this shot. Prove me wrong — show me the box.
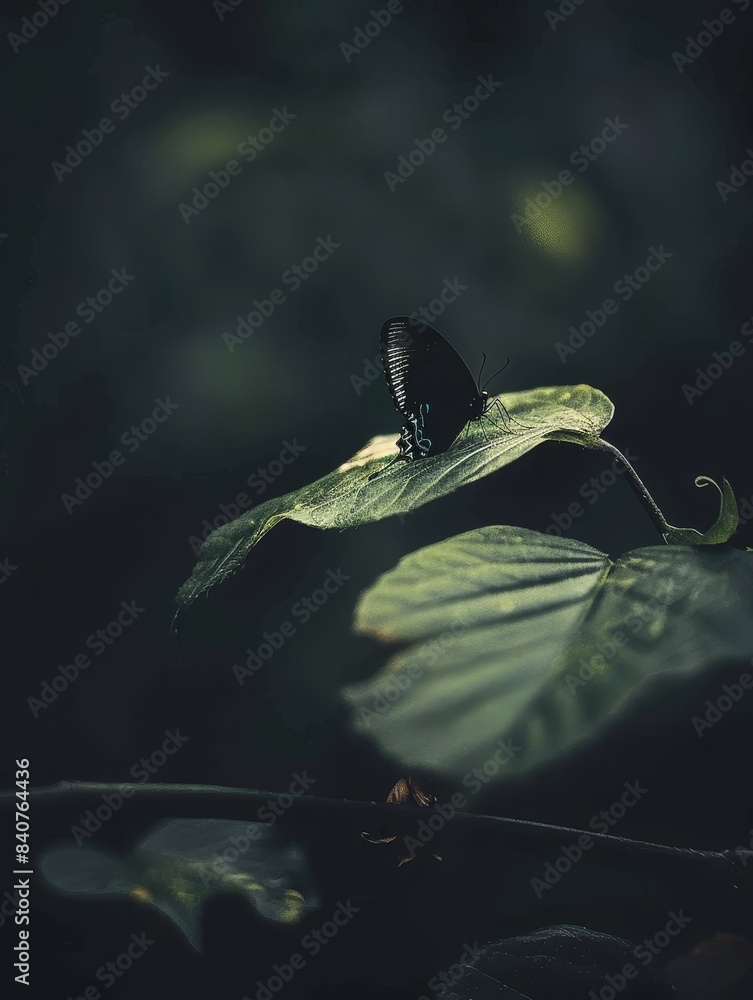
[343,526,753,779]
[177,385,613,606]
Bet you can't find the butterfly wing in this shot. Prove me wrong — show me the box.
[379,317,482,456]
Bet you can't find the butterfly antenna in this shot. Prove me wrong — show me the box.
[481,357,510,393]
[476,352,488,387]
[478,356,529,430]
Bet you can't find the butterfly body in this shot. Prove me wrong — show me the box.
[379,316,490,462]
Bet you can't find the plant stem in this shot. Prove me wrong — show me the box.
[596,438,669,542]
[9,782,750,879]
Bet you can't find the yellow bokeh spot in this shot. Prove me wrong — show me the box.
[513,187,601,260]
[278,889,307,923]
[157,113,260,182]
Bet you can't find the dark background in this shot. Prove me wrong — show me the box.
[2,0,753,996]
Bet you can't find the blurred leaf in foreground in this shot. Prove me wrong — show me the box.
[40,818,318,950]
[343,526,753,780]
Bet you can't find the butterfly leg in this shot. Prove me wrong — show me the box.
[486,397,529,432]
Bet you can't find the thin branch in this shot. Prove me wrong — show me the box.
[8,781,749,885]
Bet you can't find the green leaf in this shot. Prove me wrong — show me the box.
[665,476,740,545]
[177,385,613,606]
[40,818,318,951]
[342,526,753,780]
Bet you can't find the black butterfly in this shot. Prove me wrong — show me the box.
[378,316,505,466]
